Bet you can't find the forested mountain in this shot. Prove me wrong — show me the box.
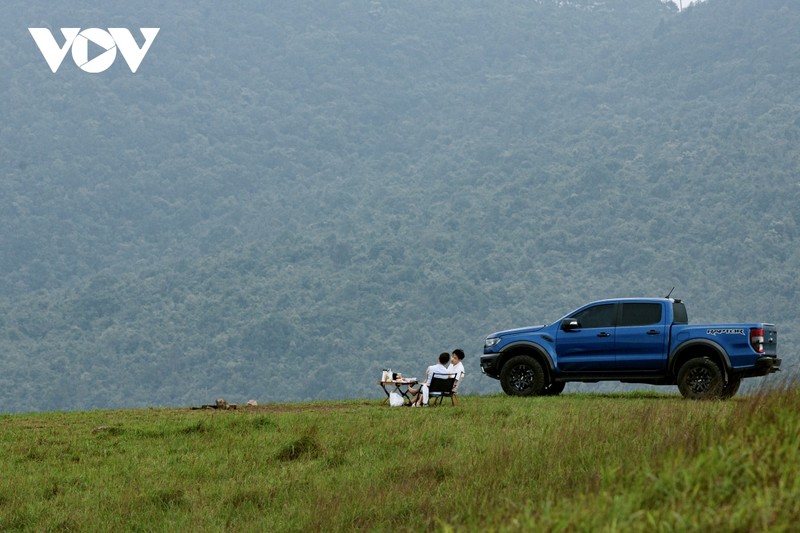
[1,0,798,412]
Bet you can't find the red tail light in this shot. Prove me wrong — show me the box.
[750,328,765,354]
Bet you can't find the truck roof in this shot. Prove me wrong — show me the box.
[586,297,681,304]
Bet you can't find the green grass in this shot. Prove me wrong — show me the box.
[1,388,799,532]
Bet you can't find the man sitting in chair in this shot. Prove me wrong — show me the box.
[408,352,451,407]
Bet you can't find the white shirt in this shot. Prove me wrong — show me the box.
[447,361,465,381]
[425,363,451,385]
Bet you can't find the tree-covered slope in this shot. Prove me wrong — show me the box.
[1,0,797,412]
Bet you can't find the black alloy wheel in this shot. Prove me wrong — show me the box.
[500,355,545,396]
[677,357,724,400]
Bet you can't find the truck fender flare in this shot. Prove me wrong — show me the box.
[669,339,732,375]
[499,341,556,374]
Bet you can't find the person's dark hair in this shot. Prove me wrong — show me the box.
[452,348,465,360]
[438,352,450,365]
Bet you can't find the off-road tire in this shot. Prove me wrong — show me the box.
[677,357,725,400]
[500,355,545,396]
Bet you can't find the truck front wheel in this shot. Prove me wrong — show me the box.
[677,357,725,400]
[500,355,545,396]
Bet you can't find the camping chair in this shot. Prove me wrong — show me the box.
[428,373,457,406]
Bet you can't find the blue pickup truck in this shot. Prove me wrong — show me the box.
[480,298,780,399]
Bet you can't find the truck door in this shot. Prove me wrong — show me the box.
[615,302,667,371]
[556,302,617,372]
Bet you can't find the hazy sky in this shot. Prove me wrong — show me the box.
[671,0,708,11]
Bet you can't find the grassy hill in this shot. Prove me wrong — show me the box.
[2,389,798,531]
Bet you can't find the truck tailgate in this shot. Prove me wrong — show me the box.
[763,324,778,356]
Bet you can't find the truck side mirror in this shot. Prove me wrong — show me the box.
[561,318,580,331]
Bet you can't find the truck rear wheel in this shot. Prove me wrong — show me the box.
[677,357,724,400]
[500,355,545,396]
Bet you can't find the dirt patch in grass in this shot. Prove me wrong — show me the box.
[211,401,377,414]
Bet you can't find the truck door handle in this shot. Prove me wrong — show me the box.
[597,332,611,337]
[646,330,660,335]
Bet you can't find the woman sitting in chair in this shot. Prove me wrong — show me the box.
[408,352,451,406]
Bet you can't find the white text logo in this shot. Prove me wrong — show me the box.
[28,28,160,73]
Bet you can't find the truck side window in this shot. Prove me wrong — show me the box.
[573,304,616,328]
[619,303,662,327]
[672,302,688,324]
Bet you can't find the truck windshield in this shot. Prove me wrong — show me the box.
[672,302,688,324]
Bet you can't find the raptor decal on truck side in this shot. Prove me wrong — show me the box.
[707,328,745,336]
